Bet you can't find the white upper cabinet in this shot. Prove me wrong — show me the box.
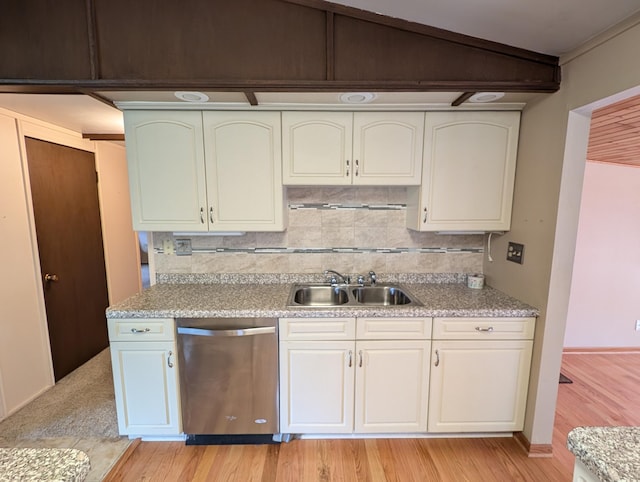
[282,112,352,185]
[407,111,520,232]
[282,112,424,185]
[124,110,285,232]
[125,110,208,232]
[202,111,285,231]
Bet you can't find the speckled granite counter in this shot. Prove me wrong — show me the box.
[0,448,90,481]
[567,426,640,482]
[106,279,538,319]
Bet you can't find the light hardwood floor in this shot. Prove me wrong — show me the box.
[105,352,640,481]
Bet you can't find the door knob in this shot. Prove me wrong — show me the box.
[44,273,59,282]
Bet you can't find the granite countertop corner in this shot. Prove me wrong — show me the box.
[567,426,640,481]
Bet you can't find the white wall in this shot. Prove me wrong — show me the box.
[0,112,53,417]
[0,108,140,420]
[95,142,142,304]
[484,13,640,447]
[564,161,640,348]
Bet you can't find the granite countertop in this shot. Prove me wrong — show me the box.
[0,448,90,481]
[106,277,539,319]
[567,426,640,481]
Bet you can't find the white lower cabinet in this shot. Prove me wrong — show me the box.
[354,340,430,433]
[279,317,431,434]
[108,318,181,436]
[279,340,355,433]
[427,317,535,433]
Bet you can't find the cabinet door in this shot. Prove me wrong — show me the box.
[355,340,430,433]
[353,112,424,185]
[279,341,354,433]
[203,111,285,231]
[110,341,181,436]
[428,340,532,433]
[407,111,520,231]
[124,110,208,231]
[282,112,352,185]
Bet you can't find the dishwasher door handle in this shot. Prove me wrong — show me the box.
[177,326,276,337]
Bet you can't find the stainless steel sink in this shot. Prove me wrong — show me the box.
[351,285,413,306]
[287,283,421,307]
[290,285,349,306]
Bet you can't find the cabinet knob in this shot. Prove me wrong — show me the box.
[358,350,363,367]
[347,350,353,367]
[200,207,205,224]
[346,159,350,177]
[434,349,440,367]
[209,206,214,223]
[355,159,359,176]
[423,207,428,223]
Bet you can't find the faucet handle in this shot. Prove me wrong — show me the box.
[368,271,377,285]
[356,274,366,286]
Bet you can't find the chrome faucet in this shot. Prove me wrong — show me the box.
[368,270,377,286]
[324,269,351,286]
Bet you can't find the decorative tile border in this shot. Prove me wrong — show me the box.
[156,246,484,255]
[289,203,405,210]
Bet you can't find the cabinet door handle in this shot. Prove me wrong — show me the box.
[167,350,174,368]
[434,349,440,367]
[423,207,428,223]
[355,159,359,176]
[209,206,214,223]
[358,350,363,368]
[475,326,494,333]
[200,207,205,224]
[130,327,150,334]
[348,350,353,367]
[346,159,350,177]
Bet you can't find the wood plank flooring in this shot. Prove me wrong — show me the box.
[105,352,640,481]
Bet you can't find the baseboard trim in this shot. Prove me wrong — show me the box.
[563,347,640,354]
[514,432,553,458]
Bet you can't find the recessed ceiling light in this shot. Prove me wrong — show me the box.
[174,91,210,102]
[469,92,505,103]
[340,92,376,104]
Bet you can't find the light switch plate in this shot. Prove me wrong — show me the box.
[507,242,524,264]
[162,239,174,255]
[175,238,192,256]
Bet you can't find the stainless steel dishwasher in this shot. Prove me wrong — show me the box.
[176,317,279,444]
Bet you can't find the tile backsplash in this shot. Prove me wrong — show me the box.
[152,187,485,276]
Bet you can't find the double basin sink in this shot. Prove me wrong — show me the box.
[288,283,422,308]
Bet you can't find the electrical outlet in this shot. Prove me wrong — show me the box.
[507,242,524,264]
[636,320,640,331]
[163,239,175,255]
[175,238,192,256]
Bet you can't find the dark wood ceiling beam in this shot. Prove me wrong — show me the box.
[82,133,125,141]
[85,0,99,79]
[0,0,560,93]
[81,90,117,108]
[244,92,258,105]
[282,0,558,66]
[451,92,476,106]
[0,79,561,93]
[326,11,335,81]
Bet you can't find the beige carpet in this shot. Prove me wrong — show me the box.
[0,349,132,481]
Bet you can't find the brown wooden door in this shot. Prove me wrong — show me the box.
[25,138,110,381]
